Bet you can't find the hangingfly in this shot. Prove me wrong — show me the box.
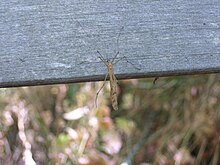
[94,25,142,110]
[76,21,141,110]
[96,51,119,110]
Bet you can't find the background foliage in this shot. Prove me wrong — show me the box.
[0,74,220,165]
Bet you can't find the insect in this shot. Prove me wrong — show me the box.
[95,27,141,110]
[95,50,119,110]
[76,21,140,110]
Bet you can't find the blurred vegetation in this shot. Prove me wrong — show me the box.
[0,74,220,165]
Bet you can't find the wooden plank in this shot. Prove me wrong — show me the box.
[0,0,220,87]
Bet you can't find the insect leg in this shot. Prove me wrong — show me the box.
[112,26,124,63]
[95,72,109,108]
[116,27,124,50]
[113,56,141,70]
[112,51,120,63]
[97,51,108,66]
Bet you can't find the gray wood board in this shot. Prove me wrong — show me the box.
[0,0,220,87]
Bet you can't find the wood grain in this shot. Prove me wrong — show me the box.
[0,0,220,87]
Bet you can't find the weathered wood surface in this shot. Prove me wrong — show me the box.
[0,0,220,87]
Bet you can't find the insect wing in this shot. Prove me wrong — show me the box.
[110,73,118,110]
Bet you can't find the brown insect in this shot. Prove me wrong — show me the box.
[95,50,140,110]
[95,27,141,110]
[95,50,119,110]
[76,22,140,110]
